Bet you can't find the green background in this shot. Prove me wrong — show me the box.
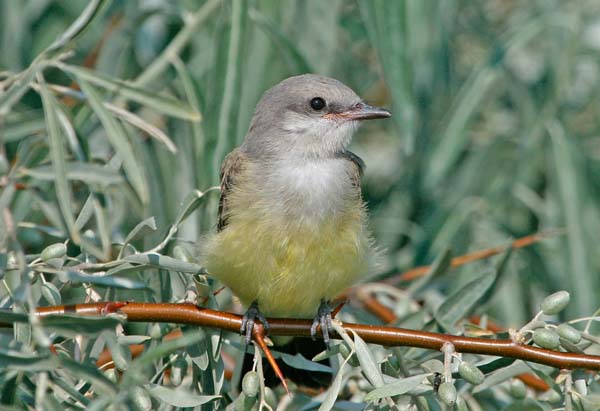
[1,1,599,409]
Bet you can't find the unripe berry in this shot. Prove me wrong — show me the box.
[533,328,560,349]
[541,291,570,315]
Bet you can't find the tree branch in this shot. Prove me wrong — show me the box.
[30,301,600,371]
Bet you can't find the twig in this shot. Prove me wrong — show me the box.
[389,229,564,283]
[251,324,289,395]
[18,301,600,371]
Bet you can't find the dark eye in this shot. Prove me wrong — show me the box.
[310,97,326,111]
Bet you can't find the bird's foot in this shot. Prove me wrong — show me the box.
[241,301,269,344]
[311,300,333,347]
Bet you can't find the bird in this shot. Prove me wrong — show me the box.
[201,73,391,354]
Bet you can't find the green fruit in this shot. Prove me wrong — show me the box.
[458,361,485,385]
[533,328,560,349]
[264,387,277,409]
[541,291,570,315]
[557,324,581,344]
[437,382,457,406]
[509,378,527,399]
[242,371,260,397]
[40,243,67,262]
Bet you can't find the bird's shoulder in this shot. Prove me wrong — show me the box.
[340,150,365,190]
[218,148,250,231]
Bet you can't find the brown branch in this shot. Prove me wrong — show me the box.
[31,302,600,371]
[251,324,289,394]
[388,229,564,283]
[356,296,550,390]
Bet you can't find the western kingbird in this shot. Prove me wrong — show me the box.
[202,74,391,344]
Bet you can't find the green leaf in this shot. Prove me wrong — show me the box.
[279,352,332,373]
[20,163,124,185]
[426,66,500,186]
[124,329,208,380]
[77,79,149,203]
[352,331,384,388]
[45,0,108,53]
[58,270,148,289]
[1,113,46,142]
[549,121,595,314]
[364,374,430,401]
[173,189,219,228]
[502,399,546,411]
[0,310,29,324]
[123,253,206,274]
[435,270,497,333]
[318,352,352,411]
[145,384,220,407]
[59,64,201,121]
[38,76,77,240]
[0,350,57,371]
[58,356,117,395]
[0,62,46,116]
[248,9,312,74]
[435,249,512,333]
[118,335,151,345]
[41,314,123,336]
[105,104,177,153]
[408,247,453,295]
[118,217,157,259]
[105,263,152,276]
[472,361,531,394]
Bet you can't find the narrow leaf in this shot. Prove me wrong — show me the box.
[58,270,148,289]
[45,0,107,52]
[41,314,123,336]
[106,104,177,153]
[78,79,149,203]
[58,356,117,395]
[365,374,430,401]
[279,352,333,373]
[60,64,201,121]
[20,163,124,185]
[435,270,497,333]
[0,351,57,371]
[38,76,78,239]
[318,354,352,411]
[118,217,157,259]
[145,384,220,407]
[352,331,384,388]
[123,253,206,274]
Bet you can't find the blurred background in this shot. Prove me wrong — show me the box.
[3,1,600,409]
[2,0,600,332]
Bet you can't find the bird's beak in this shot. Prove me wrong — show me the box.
[338,102,392,121]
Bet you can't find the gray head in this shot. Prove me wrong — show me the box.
[241,74,391,159]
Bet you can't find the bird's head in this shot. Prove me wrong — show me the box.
[242,74,391,158]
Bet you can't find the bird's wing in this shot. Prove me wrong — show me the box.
[217,148,248,231]
[342,150,365,193]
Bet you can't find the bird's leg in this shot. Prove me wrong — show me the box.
[240,301,270,344]
[311,299,333,347]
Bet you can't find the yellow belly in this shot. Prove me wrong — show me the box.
[202,205,371,318]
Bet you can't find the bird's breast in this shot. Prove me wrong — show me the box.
[259,158,357,221]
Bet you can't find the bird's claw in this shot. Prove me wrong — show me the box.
[241,302,269,344]
[311,300,333,347]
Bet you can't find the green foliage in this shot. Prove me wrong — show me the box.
[1,0,600,409]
